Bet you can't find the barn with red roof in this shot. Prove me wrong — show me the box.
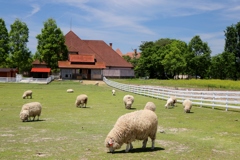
[58,31,134,80]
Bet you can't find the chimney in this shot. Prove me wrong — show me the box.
[109,43,112,48]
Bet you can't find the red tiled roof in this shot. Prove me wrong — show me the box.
[65,31,133,68]
[125,52,141,58]
[31,68,51,73]
[58,61,106,69]
[116,48,123,56]
[69,54,95,63]
[0,68,18,72]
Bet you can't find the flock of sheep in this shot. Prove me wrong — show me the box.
[19,87,193,153]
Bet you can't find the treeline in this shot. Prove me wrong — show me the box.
[0,18,67,74]
[123,21,240,80]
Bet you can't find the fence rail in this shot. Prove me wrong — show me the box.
[103,77,240,111]
[0,75,54,84]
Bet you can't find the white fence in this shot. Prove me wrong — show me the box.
[103,77,240,111]
[0,75,54,84]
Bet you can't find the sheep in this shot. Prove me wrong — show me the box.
[183,99,192,113]
[112,89,116,96]
[165,96,177,109]
[144,102,156,112]
[123,95,134,109]
[67,89,74,93]
[95,81,99,86]
[75,94,88,108]
[19,102,42,122]
[105,109,158,153]
[22,90,32,99]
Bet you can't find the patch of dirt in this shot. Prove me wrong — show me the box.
[156,140,191,154]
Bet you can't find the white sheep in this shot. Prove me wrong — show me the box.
[105,109,158,153]
[112,89,116,96]
[75,94,88,108]
[123,95,134,109]
[165,96,177,109]
[22,90,33,99]
[95,81,99,86]
[19,102,42,122]
[183,99,192,113]
[67,89,74,93]
[144,102,156,112]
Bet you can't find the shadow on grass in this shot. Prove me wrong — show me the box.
[25,119,46,123]
[127,108,137,110]
[76,106,91,109]
[109,147,164,154]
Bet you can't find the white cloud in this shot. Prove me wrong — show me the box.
[26,4,40,18]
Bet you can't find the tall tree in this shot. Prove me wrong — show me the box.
[36,18,68,71]
[224,24,238,80]
[0,18,9,67]
[161,40,187,77]
[187,35,211,79]
[8,19,32,73]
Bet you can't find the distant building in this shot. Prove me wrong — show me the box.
[31,60,51,78]
[58,31,134,80]
[0,68,18,77]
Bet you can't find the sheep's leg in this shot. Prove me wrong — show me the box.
[32,116,35,121]
[142,138,148,148]
[151,139,155,150]
[125,143,131,152]
[130,143,133,150]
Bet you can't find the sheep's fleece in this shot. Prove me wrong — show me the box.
[75,94,88,107]
[105,109,158,153]
[144,102,156,112]
[123,95,134,109]
[20,102,42,122]
[183,99,192,113]
[22,90,32,99]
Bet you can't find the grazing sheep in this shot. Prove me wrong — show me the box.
[95,81,99,86]
[112,89,116,96]
[123,95,134,109]
[144,102,156,112]
[105,109,158,153]
[183,99,192,113]
[165,96,177,109]
[22,90,32,99]
[75,94,88,108]
[20,102,42,122]
[67,89,74,93]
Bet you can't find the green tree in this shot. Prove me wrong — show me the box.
[122,55,131,63]
[0,18,9,67]
[36,18,68,71]
[224,22,240,80]
[187,35,211,79]
[161,40,187,77]
[8,19,32,73]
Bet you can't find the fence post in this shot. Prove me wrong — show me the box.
[212,93,215,109]
[225,94,228,111]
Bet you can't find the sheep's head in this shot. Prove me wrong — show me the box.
[22,95,26,99]
[20,110,29,122]
[105,138,120,153]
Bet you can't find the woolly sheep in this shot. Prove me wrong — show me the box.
[112,89,116,96]
[165,96,177,109]
[75,94,88,108]
[19,102,42,122]
[95,81,99,86]
[22,90,32,99]
[183,99,192,113]
[123,95,134,109]
[144,102,156,112]
[105,109,158,153]
[67,89,74,93]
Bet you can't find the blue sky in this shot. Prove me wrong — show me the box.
[1,0,240,56]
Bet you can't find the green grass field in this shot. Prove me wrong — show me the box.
[0,80,240,160]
